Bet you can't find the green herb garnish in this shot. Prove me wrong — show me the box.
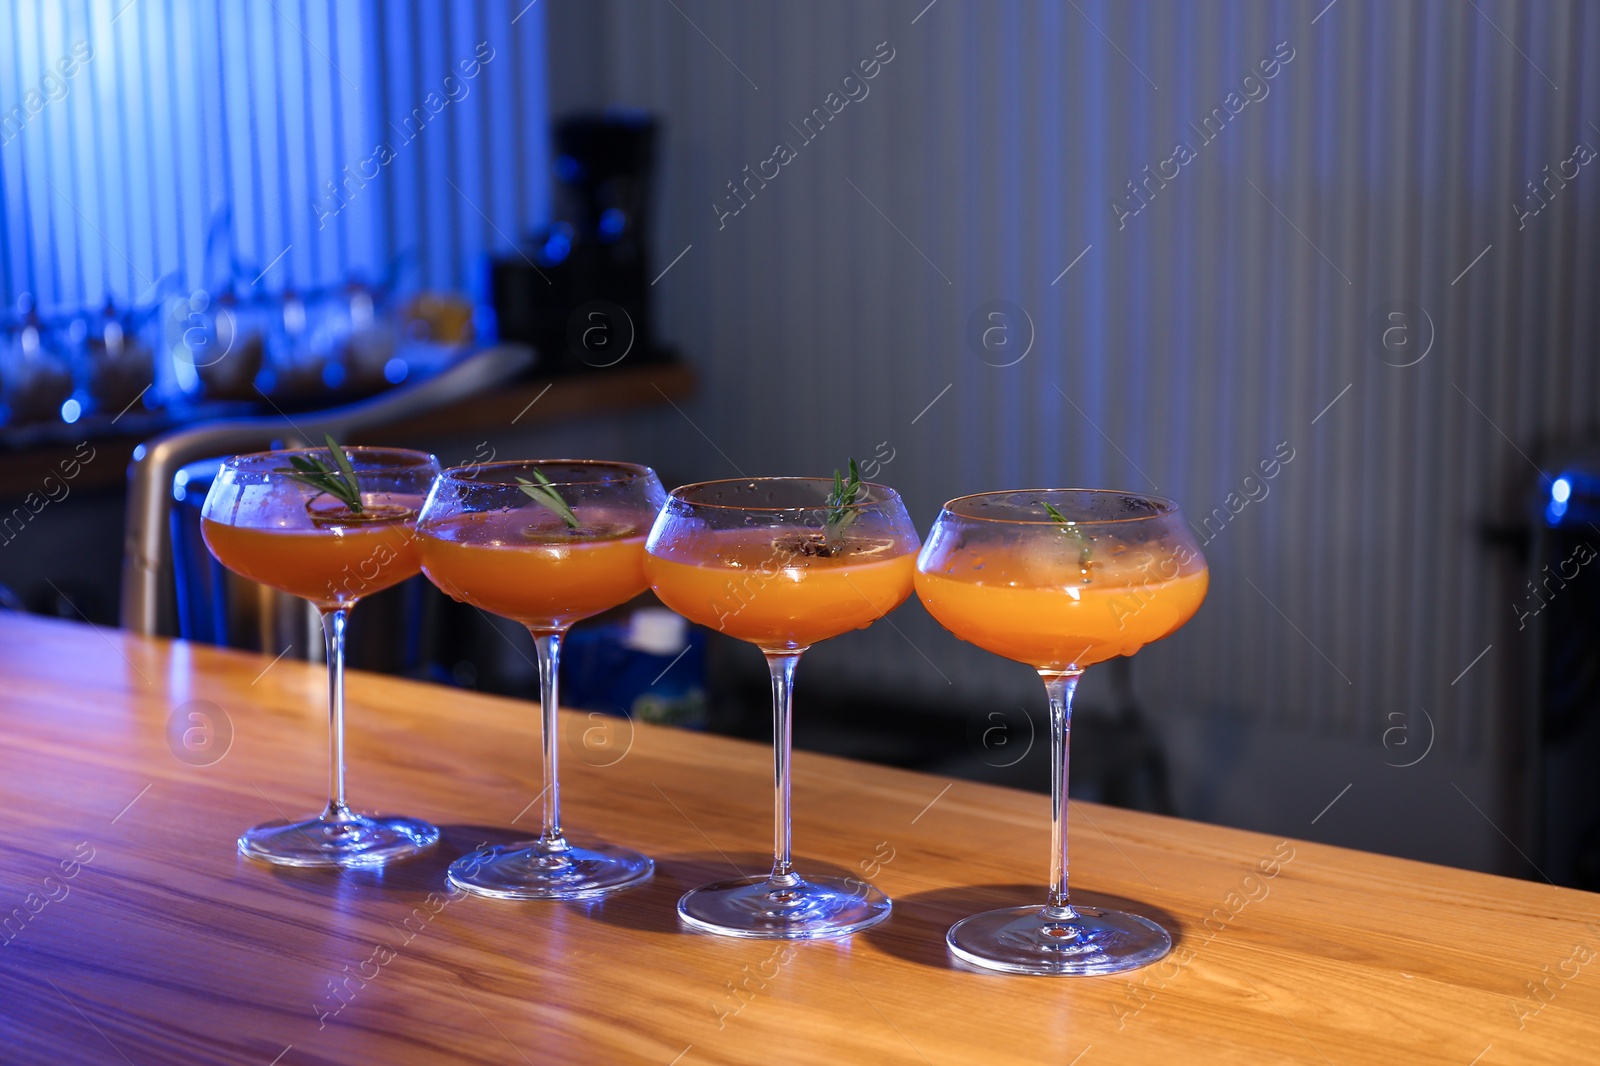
[516,469,580,529]
[1043,501,1093,565]
[277,434,363,514]
[825,458,864,545]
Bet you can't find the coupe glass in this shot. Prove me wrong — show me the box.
[415,460,665,899]
[200,447,441,866]
[916,489,1208,975]
[645,477,920,938]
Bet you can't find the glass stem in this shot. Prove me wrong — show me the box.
[767,651,802,886]
[532,630,568,852]
[1042,669,1083,918]
[320,607,351,821]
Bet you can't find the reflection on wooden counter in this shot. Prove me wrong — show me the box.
[1,611,1597,1065]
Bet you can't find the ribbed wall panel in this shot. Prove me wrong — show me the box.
[0,0,549,312]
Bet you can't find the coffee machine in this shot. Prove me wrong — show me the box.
[491,112,664,374]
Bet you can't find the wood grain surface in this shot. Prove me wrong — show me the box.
[0,612,1596,1065]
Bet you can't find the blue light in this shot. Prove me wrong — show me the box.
[554,155,583,182]
[383,357,408,384]
[598,208,626,240]
[60,398,81,424]
[173,468,189,502]
[322,362,346,389]
[541,231,571,265]
[1552,477,1571,504]
[132,444,146,461]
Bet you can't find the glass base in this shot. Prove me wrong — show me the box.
[447,839,654,900]
[947,904,1171,976]
[678,873,891,940]
[238,811,439,868]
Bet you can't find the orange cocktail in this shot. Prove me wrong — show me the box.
[915,488,1208,977]
[418,509,648,629]
[199,445,441,869]
[646,528,914,650]
[414,460,667,901]
[915,554,1208,671]
[201,501,421,609]
[644,474,921,939]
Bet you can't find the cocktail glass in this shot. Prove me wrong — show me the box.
[915,489,1208,975]
[645,477,919,938]
[201,446,441,867]
[415,460,665,899]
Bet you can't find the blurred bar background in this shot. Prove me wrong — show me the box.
[3,0,1598,886]
[549,0,1600,881]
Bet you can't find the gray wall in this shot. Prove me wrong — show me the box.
[544,0,1600,874]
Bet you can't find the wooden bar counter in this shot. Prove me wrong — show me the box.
[1,612,1596,1065]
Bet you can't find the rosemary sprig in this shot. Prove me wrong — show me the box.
[516,469,581,529]
[1043,501,1093,565]
[276,434,363,513]
[825,458,863,545]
